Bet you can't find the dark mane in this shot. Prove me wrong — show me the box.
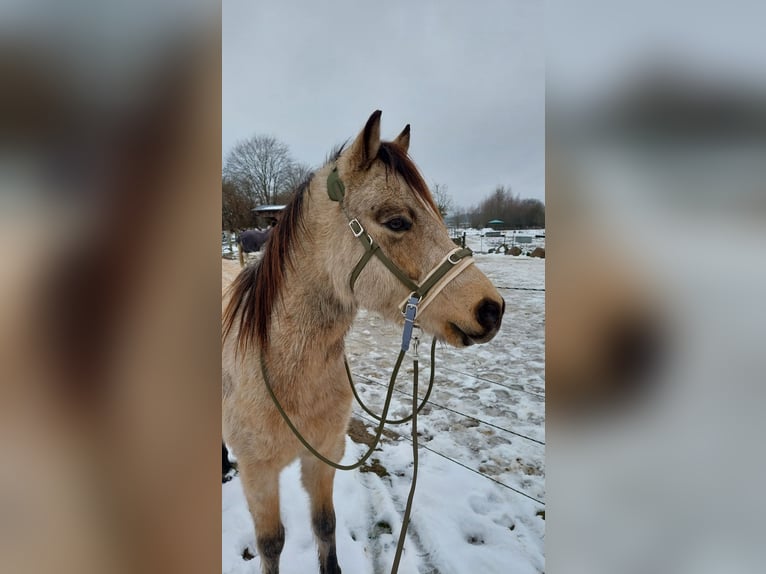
[222,174,312,355]
[377,141,440,215]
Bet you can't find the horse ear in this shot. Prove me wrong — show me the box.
[393,124,410,153]
[348,110,382,168]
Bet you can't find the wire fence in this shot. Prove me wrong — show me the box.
[350,370,545,446]
[437,365,545,400]
[354,410,545,507]
[495,286,545,292]
[349,355,546,506]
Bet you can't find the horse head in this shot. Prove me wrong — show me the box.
[329,110,505,346]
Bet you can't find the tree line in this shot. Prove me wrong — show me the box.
[447,185,545,229]
[223,135,543,231]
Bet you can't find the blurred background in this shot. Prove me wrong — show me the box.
[0,2,220,573]
[546,1,766,573]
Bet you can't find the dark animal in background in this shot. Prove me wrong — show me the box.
[237,228,272,267]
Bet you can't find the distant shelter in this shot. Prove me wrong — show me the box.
[252,205,285,227]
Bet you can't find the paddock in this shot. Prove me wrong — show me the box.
[221,251,545,574]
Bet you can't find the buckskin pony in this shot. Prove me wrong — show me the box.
[222,111,504,574]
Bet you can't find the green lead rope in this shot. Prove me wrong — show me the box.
[258,348,406,471]
[391,349,419,574]
[345,338,437,425]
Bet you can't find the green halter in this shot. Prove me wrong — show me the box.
[327,165,473,350]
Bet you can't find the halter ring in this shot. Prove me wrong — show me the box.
[349,218,364,238]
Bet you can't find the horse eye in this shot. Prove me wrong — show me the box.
[384,217,412,232]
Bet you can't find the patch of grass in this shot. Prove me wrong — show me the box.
[347,417,398,446]
[360,458,390,478]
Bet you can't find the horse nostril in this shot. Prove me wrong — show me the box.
[476,298,503,331]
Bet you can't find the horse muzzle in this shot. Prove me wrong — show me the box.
[447,296,505,346]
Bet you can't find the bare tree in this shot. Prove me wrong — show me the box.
[431,182,453,220]
[277,162,314,204]
[223,135,296,205]
[447,207,471,228]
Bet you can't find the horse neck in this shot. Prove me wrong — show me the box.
[270,171,356,363]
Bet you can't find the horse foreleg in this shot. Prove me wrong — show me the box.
[240,460,285,574]
[301,436,345,574]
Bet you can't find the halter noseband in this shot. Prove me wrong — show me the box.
[327,165,474,350]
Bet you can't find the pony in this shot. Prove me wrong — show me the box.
[237,228,272,267]
[222,110,505,574]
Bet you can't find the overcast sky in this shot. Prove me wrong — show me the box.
[223,0,544,208]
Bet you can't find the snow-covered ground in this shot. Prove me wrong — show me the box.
[451,228,546,255]
[222,251,545,574]
[223,228,546,259]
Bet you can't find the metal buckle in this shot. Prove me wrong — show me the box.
[401,293,422,317]
[448,251,464,264]
[349,218,364,237]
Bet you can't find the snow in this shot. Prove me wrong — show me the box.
[222,252,545,573]
[451,228,546,255]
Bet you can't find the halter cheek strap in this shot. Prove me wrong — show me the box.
[399,247,475,316]
[327,166,475,351]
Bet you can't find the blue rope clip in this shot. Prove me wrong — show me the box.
[401,295,420,352]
